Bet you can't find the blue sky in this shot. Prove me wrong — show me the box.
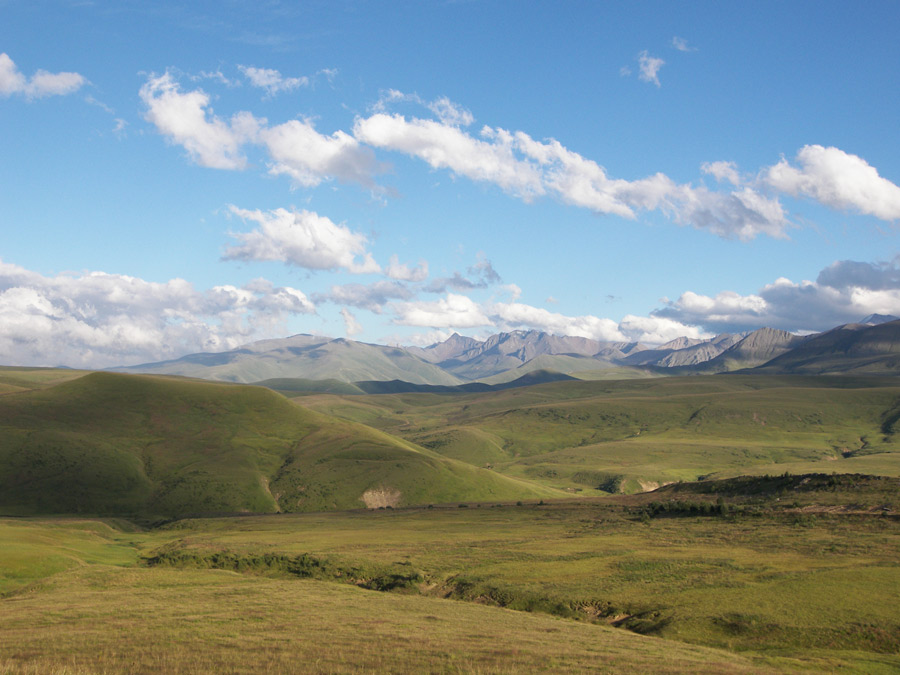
[2,0,900,368]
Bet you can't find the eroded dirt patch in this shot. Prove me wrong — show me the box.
[361,487,401,509]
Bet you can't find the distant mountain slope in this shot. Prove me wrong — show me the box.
[417,330,643,380]
[861,314,900,325]
[476,354,618,384]
[115,335,463,386]
[622,334,742,367]
[0,372,556,517]
[687,328,806,373]
[106,315,900,387]
[754,321,900,375]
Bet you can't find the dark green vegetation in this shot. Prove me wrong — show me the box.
[3,366,900,671]
[0,370,556,518]
[299,374,900,493]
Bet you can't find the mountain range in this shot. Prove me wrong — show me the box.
[113,315,900,387]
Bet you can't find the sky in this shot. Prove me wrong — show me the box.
[2,0,900,368]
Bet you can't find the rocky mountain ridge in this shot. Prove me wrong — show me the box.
[111,315,900,385]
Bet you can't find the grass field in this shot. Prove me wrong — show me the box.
[1,517,780,675]
[3,475,898,673]
[2,369,900,672]
[0,371,559,517]
[298,374,900,492]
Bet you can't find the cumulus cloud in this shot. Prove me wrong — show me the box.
[140,72,258,169]
[618,315,710,343]
[637,51,665,87]
[356,104,791,239]
[390,293,491,328]
[223,206,380,274]
[239,65,308,96]
[816,259,900,291]
[702,160,741,186]
[0,53,86,100]
[765,145,900,221]
[490,302,625,341]
[340,308,363,336]
[0,260,314,369]
[654,259,900,333]
[353,113,546,200]
[260,119,381,187]
[385,255,429,282]
[314,280,413,313]
[389,294,626,342]
[141,71,381,186]
[387,258,900,344]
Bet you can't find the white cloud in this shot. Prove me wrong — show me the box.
[637,51,665,87]
[702,160,741,186]
[654,259,900,333]
[390,293,491,328]
[354,105,792,240]
[382,329,456,348]
[141,71,381,187]
[389,293,626,342]
[340,308,363,336]
[765,145,900,221]
[386,255,429,282]
[427,96,474,127]
[666,184,789,240]
[490,302,625,341]
[619,315,710,343]
[0,53,86,100]
[0,260,314,369]
[139,72,258,170]
[260,119,381,188]
[353,113,545,200]
[672,37,696,52]
[224,206,380,274]
[239,65,308,96]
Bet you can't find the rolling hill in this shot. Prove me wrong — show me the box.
[0,371,558,517]
[114,335,464,385]
[298,374,900,494]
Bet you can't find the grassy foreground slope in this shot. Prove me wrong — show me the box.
[0,371,557,517]
[0,519,768,675]
[299,374,900,492]
[135,478,900,671]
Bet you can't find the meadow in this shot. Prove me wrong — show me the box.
[1,368,900,672]
[296,374,900,492]
[2,475,899,673]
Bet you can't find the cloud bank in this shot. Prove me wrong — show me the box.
[0,261,314,369]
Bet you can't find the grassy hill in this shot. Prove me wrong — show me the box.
[115,335,464,385]
[0,371,557,517]
[298,374,900,493]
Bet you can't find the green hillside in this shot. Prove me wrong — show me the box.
[0,372,557,517]
[299,374,900,493]
[117,335,465,385]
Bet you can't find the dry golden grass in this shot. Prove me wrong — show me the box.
[0,565,767,674]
